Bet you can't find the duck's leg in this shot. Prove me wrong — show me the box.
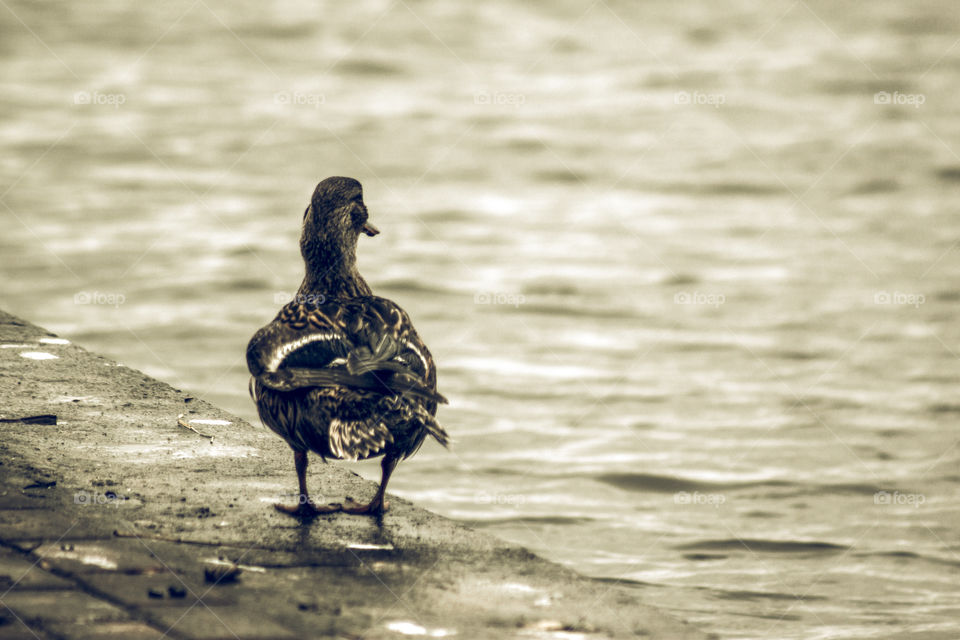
[342,455,398,515]
[275,450,341,516]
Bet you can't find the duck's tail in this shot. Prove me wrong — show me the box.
[417,407,451,449]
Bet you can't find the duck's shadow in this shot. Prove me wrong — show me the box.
[286,510,393,555]
[289,510,386,529]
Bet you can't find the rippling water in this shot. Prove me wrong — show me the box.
[3,1,960,637]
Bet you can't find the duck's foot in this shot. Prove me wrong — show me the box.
[274,499,341,518]
[341,496,389,515]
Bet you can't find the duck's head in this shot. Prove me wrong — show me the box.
[301,177,379,269]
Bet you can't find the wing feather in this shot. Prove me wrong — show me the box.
[246,298,447,404]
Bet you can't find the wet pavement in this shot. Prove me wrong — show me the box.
[0,310,708,639]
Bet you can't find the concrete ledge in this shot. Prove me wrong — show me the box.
[0,310,709,639]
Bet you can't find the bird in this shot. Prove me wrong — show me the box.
[246,177,449,517]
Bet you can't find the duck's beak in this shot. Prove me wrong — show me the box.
[362,221,380,237]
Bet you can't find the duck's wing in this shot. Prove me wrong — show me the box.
[246,297,447,405]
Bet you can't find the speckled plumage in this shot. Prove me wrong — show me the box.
[246,177,449,516]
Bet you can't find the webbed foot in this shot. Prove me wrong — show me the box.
[341,495,389,515]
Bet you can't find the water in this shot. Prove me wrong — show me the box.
[3,1,960,637]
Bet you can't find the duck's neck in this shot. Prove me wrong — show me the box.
[297,257,372,302]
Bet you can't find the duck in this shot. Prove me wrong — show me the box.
[246,177,449,517]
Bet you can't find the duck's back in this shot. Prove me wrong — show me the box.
[247,296,448,461]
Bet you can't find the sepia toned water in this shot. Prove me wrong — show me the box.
[3,1,960,637]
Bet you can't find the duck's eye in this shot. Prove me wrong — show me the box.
[350,201,368,226]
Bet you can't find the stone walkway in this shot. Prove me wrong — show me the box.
[0,310,708,639]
